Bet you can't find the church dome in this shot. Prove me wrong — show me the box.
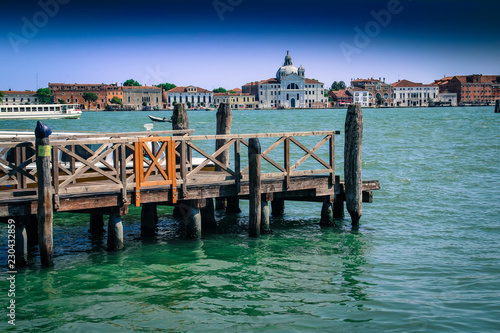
[276,51,298,80]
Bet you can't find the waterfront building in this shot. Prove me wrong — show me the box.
[437,92,458,106]
[0,90,38,105]
[242,51,328,109]
[433,75,499,105]
[49,83,111,110]
[391,79,439,107]
[328,89,352,107]
[165,86,213,109]
[351,87,369,107]
[350,78,393,107]
[106,85,123,104]
[122,85,162,110]
[213,92,256,109]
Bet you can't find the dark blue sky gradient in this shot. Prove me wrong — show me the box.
[1,0,499,90]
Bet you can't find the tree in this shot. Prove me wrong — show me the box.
[142,101,148,107]
[82,92,98,110]
[110,96,122,105]
[58,99,66,104]
[213,87,227,93]
[330,81,346,92]
[0,91,4,102]
[156,83,177,91]
[123,79,141,87]
[36,88,53,104]
[376,94,384,106]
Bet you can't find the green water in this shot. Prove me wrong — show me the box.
[1,107,499,332]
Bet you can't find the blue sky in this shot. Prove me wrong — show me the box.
[1,0,499,91]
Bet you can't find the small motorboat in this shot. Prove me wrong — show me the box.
[148,115,172,123]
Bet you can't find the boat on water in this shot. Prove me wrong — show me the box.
[148,115,172,122]
[0,103,82,120]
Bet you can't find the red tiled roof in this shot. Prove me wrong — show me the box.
[329,89,350,98]
[392,79,435,87]
[1,90,36,95]
[305,78,324,84]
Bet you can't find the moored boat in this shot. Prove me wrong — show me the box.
[148,115,172,122]
[0,104,82,120]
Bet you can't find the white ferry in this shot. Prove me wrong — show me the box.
[0,104,82,120]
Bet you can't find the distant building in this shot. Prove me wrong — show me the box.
[438,92,458,106]
[165,86,213,109]
[0,90,38,105]
[123,85,162,110]
[107,85,123,104]
[391,79,439,107]
[49,83,111,110]
[351,78,392,107]
[433,75,499,105]
[213,92,256,109]
[351,87,369,107]
[328,89,352,107]
[242,51,327,109]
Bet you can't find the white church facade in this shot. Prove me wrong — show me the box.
[243,51,328,109]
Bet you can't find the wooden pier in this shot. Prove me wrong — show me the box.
[1,104,380,266]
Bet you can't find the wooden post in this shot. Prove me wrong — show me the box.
[215,103,237,211]
[344,104,363,227]
[201,198,216,230]
[141,203,158,237]
[172,103,189,131]
[248,138,261,237]
[26,214,38,247]
[107,207,124,251]
[320,196,335,227]
[15,217,28,266]
[333,176,344,219]
[172,103,189,204]
[271,199,285,216]
[261,195,272,234]
[35,121,53,267]
[186,200,202,239]
[495,99,500,113]
[89,213,105,236]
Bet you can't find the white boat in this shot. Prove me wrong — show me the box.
[0,104,82,120]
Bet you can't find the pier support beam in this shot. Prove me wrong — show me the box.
[26,215,38,247]
[333,175,344,219]
[248,138,261,237]
[141,203,158,237]
[271,199,285,216]
[345,104,363,228]
[261,195,272,234]
[15,218,28,266]
[201,198,216,230]
[107,207,124,251]
[89,213,105,236]
[495,99,500,113]
[320,196,338,227]
[185,200,202,239]
[35,121,54,267]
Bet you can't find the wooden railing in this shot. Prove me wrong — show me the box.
[0,130,339,204]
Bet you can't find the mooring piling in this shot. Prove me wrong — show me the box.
[248,138,262,237]
[495,99,500,113]
[344,104,364,227]
[35,121,54,267]
[107,207,124,251]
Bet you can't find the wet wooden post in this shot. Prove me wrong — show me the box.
[89,213,104,236]
[495,99,500,113]
[333,175,344,219]
[172,103,189,213]
[271,199,285,216]
[186,200,202,239]
[320,195,336,227]
[344,104,363,227]
[201,198,216,230]
[35,121,54,267]
[261,194,272,234]
[15,217,28,266]
[215,103,239,212]
[26,214,38,247]
[141,203,158,237]
[248,138,261,237]
[107,207,124,251]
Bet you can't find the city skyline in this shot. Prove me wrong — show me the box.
[1,0,500,91]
